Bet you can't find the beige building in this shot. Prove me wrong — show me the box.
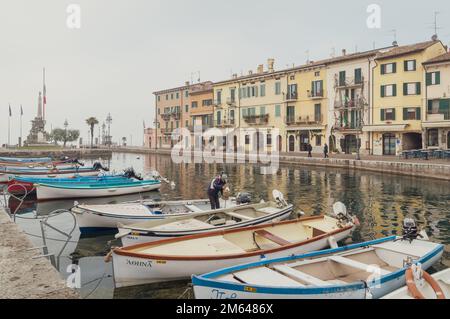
[423,52,450,149]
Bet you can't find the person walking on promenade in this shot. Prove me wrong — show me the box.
[307,143,313,158]
[324,143,329,158]
[207,172,227,210]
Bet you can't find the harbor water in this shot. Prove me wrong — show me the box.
[4,152,450,299]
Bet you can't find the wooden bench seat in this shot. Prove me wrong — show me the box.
[273,265,328,286]
[328,255,390,275]
[254,230,291,246]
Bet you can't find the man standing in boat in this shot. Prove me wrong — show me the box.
[207,172,227,210]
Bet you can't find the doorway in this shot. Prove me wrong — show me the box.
[383,133,396,155]
[299,132,309,151]
[288,135,295,152]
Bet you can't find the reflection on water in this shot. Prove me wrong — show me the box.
[6,152,450,299]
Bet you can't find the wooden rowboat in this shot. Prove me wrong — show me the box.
[35,179,161,201]
[382,267,450,299]
[72,198,240,234]
[115,201,293,246]
[192,236,444,299]
[0,166,102,183]
[110,211,358,288]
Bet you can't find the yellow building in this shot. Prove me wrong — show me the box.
[366,40,447,156]
[423,52,450,149]
[284,63,328,153]
[212,59,287,153]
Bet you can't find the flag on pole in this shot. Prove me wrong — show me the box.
[20,104,23,116]
[143,120,146,129]
[43,84,47,104]
[9,104,12,117]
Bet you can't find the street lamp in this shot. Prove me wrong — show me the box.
[64,119,68,148]
[106,113,112,147]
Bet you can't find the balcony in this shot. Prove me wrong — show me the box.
[161,113,171,121]
[160,128,173,135]
[213,100,223,108]
[334,98,367,110]
[427,112,450,121]
[335,76,365,88]
[285,92,298,101]
[307,90,324,99]
[214,120,235,128]
[334,122,362,132]
[285,114,323,126]
[243,114,269,125]
[188,123,214,132]
[226,98,236,106]
[171,111,181,120]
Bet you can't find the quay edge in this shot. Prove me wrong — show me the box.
[0,206,79,299]
[0,148,112,159]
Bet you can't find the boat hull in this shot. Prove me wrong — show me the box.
[192,238,444,299]
[120,208,292,246]
[0,170,99,183]
[111,227,352,288]
[36,182,161,200]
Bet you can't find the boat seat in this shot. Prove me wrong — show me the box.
[328,256,390,275]
[273,265,329,286]
[257,207,280,214]
[226,212,253,221]
[233,267,301,287]
[254,230,291,246]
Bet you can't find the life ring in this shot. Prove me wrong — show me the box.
[406,268,446,299]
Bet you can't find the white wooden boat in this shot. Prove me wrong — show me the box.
[35,179,161,201]
[382,267,450,299]
[109,210,358,288]
[72,198,240,234]
[192,236,444,299]
[116,200,293,245]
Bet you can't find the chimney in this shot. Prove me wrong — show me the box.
[257,64,264,74]
[185,81,190,86]
[248,70,253,75]
[342,49,347,56]
[267,58,275,73]
[232,73,238,79]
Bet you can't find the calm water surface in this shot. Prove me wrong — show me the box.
[5,152,450,299]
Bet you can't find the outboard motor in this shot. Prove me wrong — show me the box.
[123,168,143,180]
[93,162,109,172]
[70,158,85,166]
[236,192,252,205]
[402,218,422,243]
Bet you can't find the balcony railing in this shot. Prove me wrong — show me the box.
[285,92,298,101]
[285,114,323,125]
[335,76,365,88]
[214,120,235,128]
[334,98,367,110]
[213,100,223,107]
[161,113,171,121]
[243,114,269,125]
[427,112,450,121]
[307,90,324,99]
[171,111,181,120]
[226,98,236,106]
[160,128,173,135]
[334,122,362,131]
[188,124,214,132]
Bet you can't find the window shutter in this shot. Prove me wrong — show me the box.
[426,73,432,86]
[311,81,315,95]
[393,84,397,96]
[381,65,385,75]
[436,72,441,85]
[392,109,396,121]
[403,108,408,120]
[416,82,421,95]
[381,109,385,121]
[416,107,421,120]
[403,83,408,96]
[392,63,397,73]
[428,100,433,113]
[413,60,416,70]
[404,61,408,71]
[381,85,385,97]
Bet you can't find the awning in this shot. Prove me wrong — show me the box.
[286,125,326,131]
[422,121,450,128]
[362,124,407,132]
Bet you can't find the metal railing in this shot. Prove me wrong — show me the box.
[335,76,365,88]
[285,92,298,101]
[243,114,269,125]
[285,114,323,125]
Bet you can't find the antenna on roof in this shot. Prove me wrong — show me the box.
[330,47,335,58]
[305,50,310,63]
[431,11,441,40]
[197,71,201,83]
[390,29,398,46]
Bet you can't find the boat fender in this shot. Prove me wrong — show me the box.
[406,266,446,299]
[327,236,339,249]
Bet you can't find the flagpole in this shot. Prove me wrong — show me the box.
[8,104,11,148]
[20,105,23,147]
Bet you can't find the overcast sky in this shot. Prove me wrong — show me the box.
[1,0,449,146]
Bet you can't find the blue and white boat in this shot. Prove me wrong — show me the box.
[0,156,52,163]
[35,179,161,200]
[0,166,104,182]
[192,235,444,299]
